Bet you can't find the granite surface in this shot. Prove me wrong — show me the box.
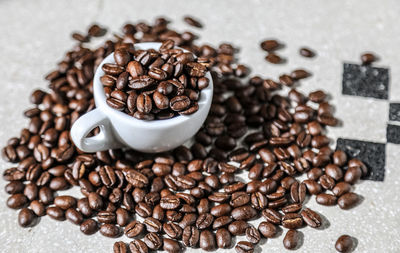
[0,0,400,252]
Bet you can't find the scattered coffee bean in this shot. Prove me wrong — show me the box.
[299,47,315,58]
[184,16,203,28]
[335,235,354,252]
[283,229,299,250]
[361,52,377,65]
[337,192,359,210]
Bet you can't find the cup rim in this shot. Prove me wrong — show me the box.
[93,42,214,130]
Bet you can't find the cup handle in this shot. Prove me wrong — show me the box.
[70,108,122,152]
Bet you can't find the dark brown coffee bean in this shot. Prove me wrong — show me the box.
[333,150,347,167]
[80,218,98,235]
[260,39,279,51]
[290,181,306,203]
[163,222,183,239]
[144,217,162,233]
[160,195,181,210]
[143,232,162,250]
[262,208,282,224]
[46,206,65,221]
[113,241,128,253]
[228,220,249,236]
[183,225,200,248]
[361,52,376,64]
[300,208,322,228]
[102,63,124,76]
[282,213,303,229]
[125,221,144,238]
[39,186,53,205]
[344,166,362,184]
[116,208,130,226]
[216,228,231,248]
[200,230,216,251]
[5,181,24,194]
[335,235,354,252]
[196,213,214,229]
[170,96,190,112]
[163,238,180,253]
[332,182,352,197]
[316,193,337,206]
[126,169,149,188]
[65,208,83,225]
[184,16,203,28]
[210,203,232,217]
[100,224,121,238]
[29,200,45,216]
[7,193,28,209]
[319,174,336,190]
[245,226,261,244]
[235,241,254,253]
[338,192,359,210]
[258,221,277,238]
[130,239,148,253]
[114,48,131,66]
[283,229,299,250]
[231,205,257,220]
[54,195,76,210]
[88,192,103,210]
[299,47,315,57]
[18,208,36,227]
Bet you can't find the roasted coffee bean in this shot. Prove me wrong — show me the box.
[258,221,277,238]
[200,230,216,251]
[88,192,103,210]
[228,220,249,236]
[303,179,322,195]
[235,241,254,253]
[144,232,162,250]
[210,203,232,217]
[335,235,354,252]
[80,218,98,235]
[39,186,53,205]
[113,241,128,253]
[144,217,162,233]
[7,193,28,209]
[160,195,181,210]
[163,222,183,239]
[114,48,131,66]
[319,174,336,190]
[54,195,76,210]
[338,192,359,210]
[316,193,337,206]
[231,205,257,220]
[282,203,302,214]
[245,226,261,244]
[100,224,121,238]
[65,208,83,225]
[46,206,65,221]
[5,181,25,195]
[250,192,268,210]
[332,182,352,197]
[344,166,362,184]
[300,208,322,228]
[126,169,149,188]
[282,213,303,229]
[361,52,376,64]
[130,239,148,253]
[29,200,45,216]
[182,225,200,247]
[290,181,306,203]
[299,47,315,57]
[262,208,282,224]
[18,208,36,227]
[260,39,279,51]
[184,16,203,28]
[163,238,180,253]
[196,213,214,229]
[125,221,144,238]
[283,229,299,250]
[216,228,231,248]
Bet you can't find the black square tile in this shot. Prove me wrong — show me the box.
[387,124,400,144]
[342,63,389,100]
[389,103,400,121]
[336,138,386,181]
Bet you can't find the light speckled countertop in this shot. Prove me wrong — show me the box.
[1,0,400,252]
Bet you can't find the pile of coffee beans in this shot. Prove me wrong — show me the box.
[2,17,364,253]
[101,40,210,120]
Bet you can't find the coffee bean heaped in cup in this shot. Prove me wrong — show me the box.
[101,40,210,120]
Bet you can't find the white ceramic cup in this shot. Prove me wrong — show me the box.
[70,42,213,153]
